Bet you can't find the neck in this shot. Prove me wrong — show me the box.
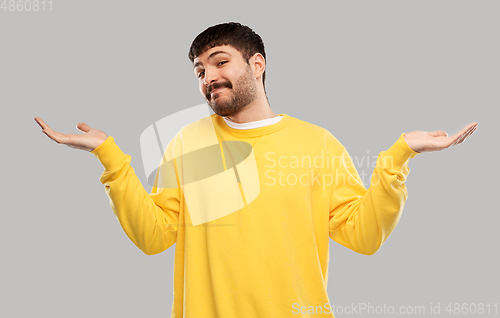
[224,93,276,124]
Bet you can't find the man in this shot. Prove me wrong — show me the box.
[35,22,477,318]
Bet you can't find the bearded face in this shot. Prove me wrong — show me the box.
[204,65,257,117]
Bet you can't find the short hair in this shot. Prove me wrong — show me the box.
[188,22,267,88]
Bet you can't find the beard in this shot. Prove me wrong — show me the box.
[205,66,257,117]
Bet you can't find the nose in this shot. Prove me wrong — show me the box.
[203,68,219,87]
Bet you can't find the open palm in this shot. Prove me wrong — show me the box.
[34,117,108,152]
[404,122,478,153]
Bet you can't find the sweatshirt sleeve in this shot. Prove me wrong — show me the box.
[328,133,420,255]
[90,136,180,256]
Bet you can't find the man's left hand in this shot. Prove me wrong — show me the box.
[404,122,478,153]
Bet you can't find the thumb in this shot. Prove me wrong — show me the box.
[428,130,448,137]
[76,122,91,132]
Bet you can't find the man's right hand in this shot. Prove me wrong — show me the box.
[34,117,108,152]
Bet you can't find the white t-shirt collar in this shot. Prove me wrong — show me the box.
[223,115,284,130]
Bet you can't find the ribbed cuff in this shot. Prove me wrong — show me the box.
[90,136,128,172]
[382,133,420,169]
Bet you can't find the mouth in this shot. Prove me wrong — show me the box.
[210,87,227,96]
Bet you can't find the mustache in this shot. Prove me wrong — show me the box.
[207,81,232,95]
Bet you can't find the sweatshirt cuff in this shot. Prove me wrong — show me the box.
[382,133,420,170]
[90,136,129,172]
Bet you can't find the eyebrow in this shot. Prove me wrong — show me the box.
[193,51,231,70]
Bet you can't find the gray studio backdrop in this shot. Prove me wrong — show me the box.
[2,0,498,317]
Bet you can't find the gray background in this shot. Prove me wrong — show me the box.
[2,0,498,317]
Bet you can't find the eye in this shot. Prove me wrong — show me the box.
[197,71,205,78]
[218,61,228,66]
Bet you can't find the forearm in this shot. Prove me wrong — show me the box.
[329,134,419,255]
[91,136,179,255]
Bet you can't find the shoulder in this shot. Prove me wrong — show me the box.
[176,114,215,134]
[288,115,345,149]
[163,114,215,156]
[288,116,324,133]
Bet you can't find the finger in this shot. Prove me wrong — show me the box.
[454,129,474,146]
[34,117,69,144]
[461,122,478,136]
[450,123,474,141]
[452,123,477,144]
[43,129,69,144]
[456,126,477,145]
[34,117,51,131]
[451,126,476,147]
[450,131,468,147]
[34,117,59,136]
[461,124,477,140]
[76,122,91,132]
[428,130,448,137]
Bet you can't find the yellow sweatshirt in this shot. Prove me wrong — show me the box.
[91,113,419,318]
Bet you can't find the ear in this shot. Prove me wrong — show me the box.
[250,53,266,80]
